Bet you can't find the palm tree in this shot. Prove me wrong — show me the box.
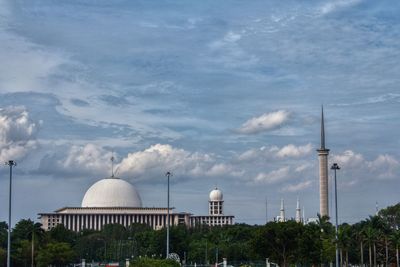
[316,214,334,266]
[371,216,391,267]
[389,230,400,267]
[28,222,44,267]
[352,223,366,267]
[338,224,352,267]
[363,226,377,267]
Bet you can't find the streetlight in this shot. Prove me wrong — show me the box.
[165,171,172,259]
[331,163,340,267]
[5,160,16,267]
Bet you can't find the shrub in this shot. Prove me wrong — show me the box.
[130,257,180,267]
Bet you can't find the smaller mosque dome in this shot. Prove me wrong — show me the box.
[209,188,223,201]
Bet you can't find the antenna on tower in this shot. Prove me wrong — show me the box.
[111,150,115,178]
[375,201,379,215]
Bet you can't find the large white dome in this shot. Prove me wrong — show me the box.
[82,177,142,208]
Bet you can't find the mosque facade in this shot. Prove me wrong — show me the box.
[39,177,234,231]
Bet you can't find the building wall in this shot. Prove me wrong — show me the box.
[190,215,234,227]
[40,209,191,231]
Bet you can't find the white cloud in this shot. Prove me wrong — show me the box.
[331,150,364,168]
[116,144,243,182]
[332,150,400,183]
[318,0,363,15]
[238,143,312,161]
[210,31,242,49]
[281,180,312,193]
[117,144,213,181]
[38,143,113,177]
[0,29,69,93]
[253,166,290,184]
[367,154,399,179]
[37,143,243,181]
[295,163,313,173]
[0,107,38,162]
[238,110,290,134]
[275,143,313,158]
[206,163,234,177]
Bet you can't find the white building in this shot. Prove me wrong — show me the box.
[190,187,234,227]
[39,177,233,231]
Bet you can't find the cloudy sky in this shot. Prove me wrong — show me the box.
[0,0,399,226]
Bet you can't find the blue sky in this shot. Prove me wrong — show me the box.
[0,0,399,225]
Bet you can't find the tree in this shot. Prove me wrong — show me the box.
[298,223,323,266]
[11,219,44,267]
[351,222,367,266]
[98,224,128,261]
[251,221,303,267]
[36,242,75,267]
[379,203,400,230]
[389,230,400,267]
[0,222,7,249]
[363,226,377,267]
[0,248,6,267]
[315,215,335,264]
[12,219,36,241]
[49,224,76,245]
[338,224,352,267]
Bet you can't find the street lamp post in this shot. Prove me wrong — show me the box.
[165,171,172,259]
[6,160,16,267]
[331,163,340,267]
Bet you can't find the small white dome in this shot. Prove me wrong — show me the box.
[209,188,223,201]
[82,177,142,208]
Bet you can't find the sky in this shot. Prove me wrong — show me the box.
[0,0,399,226]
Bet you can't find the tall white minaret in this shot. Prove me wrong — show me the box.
[279,199,285,222]
[296,198,301,223]
[317,106,330,217]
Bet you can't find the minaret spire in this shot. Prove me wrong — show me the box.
[321,106,326,149]
[317,106,330,217]
[296,197,301,223]
[279,199,285,222]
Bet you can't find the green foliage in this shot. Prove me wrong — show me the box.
[378,202,400,229]
[36,242,75,267]
[131,257,180,267]
[252,221,304,267]
[297,223,323,265]
[49,224,76,245]
[0,247,6,267]
[4,203,400,266]
[0,222,7,249]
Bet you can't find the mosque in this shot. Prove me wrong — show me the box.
[40,108,329,231]
[39,175,234,231]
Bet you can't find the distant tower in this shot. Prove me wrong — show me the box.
[317,106,330,217]
[279,199,285,222]
[209,188,223,215]
[296,198,301,223]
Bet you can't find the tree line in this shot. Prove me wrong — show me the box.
[0,203,399,267]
